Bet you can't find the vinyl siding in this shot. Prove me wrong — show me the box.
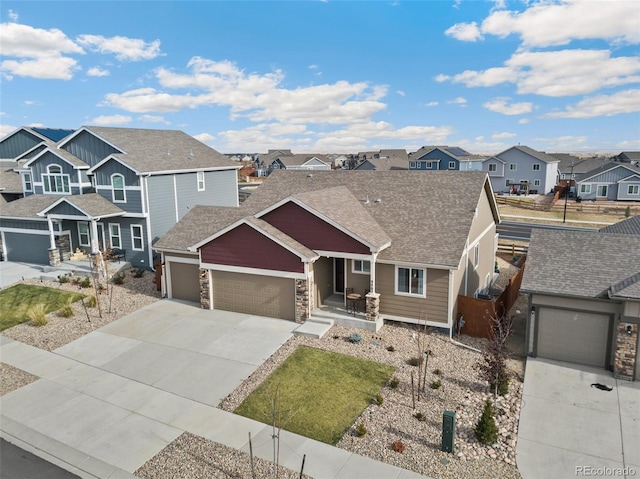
[93,159,139,186]
[466,230,497,296]
[147,175,177,242]
[617,180,640,200]
[346,259,370,294]
[376,263,449,324]
[312,256,333,307]
[411,149,457,170]
[175,169,238,215]
[46,202,85,217]
[96,189,143,214]
[0,219,48,231]
[0,130,42,160]
[29,152,76,180]
[61,130,120,167]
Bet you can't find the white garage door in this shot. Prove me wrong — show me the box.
[212,271,295,321]
[169,262,201,303]
[537,307,610,368]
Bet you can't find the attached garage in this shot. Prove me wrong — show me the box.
[4,232,51,264]
[168,261,201,303]
[212,270,295,321]
[536,307,611,368]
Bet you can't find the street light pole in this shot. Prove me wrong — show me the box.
[562,161,574,224]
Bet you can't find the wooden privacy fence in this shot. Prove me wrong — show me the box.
[456,263,526,339]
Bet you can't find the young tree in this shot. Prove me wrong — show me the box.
[475,399,499,445]
[475,312,513,397]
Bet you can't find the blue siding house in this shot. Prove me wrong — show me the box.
[576,163,640,201]
[0,126,239,268]
[408,146,484,172]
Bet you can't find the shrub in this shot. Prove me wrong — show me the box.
[71,277,80,285]
[433,369,442,376]
[625,205,631,218]
[86,295,97,308]
[131,268,145,278]
[373,393,383,405]
[389,377,399,389]
[392,440,406,453]
[496,377,510,396]
[27,303,48,327]
[112,273,124,285]
[79,277,91,288]
[430,380,442,390]
[348,332,362,344]
[475,400,499,445]
[386,345,395,352]
[58,299,74,318]
[355,423,367,437]
[414,412,425,421]
[408,356,423,367]
[58,275,69,284]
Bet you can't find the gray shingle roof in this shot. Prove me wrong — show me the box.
[47,194,125,218]
[83,126,238,173]
[600,216,640,235]
[521,229,640,298]
[157,170,496,268]
[610,273,640,300]
[275,154,330,167]
[0,161,24,193]
[499,146,560,164]
[577,162,640,182]
[0,194,60,218]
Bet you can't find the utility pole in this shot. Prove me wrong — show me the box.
[562,161,574,224]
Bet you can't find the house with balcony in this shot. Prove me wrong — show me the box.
[0,126,239,267]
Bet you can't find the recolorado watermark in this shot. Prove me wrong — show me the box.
[576,466,637,476]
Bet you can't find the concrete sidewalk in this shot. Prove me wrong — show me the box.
[517,358,640,479]
[1,301,429,479]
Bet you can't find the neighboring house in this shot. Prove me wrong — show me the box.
[327,154,349,169]
[575,162,640,201]
[601,215,640,235]
[354,149,408,171]
[483,145,559,195]
[409,146,484,172]
[611,151,640,165]
[268,153,331,171]
[521,227,640,381]
[0,126,239,268]
[551,154,609,187]
[154,170,500,332]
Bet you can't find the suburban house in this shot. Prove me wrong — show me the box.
[551,154,609,188]
[611,151,640,165]
[409,146,484,172]
[256,150,331,175]
[483,145,559,195]
[521,225,640,381]
[0,126,239,268]
[353,149,408,171]
[575,162,640,201]
[154,170,500,333]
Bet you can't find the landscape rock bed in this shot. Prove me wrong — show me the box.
[0,363,39,396]
[220,323,523,479]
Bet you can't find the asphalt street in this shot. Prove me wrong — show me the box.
[0,438,80,479]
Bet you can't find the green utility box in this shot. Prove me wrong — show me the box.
[442,410,456,453]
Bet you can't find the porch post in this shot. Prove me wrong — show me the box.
[46,215,56,249]
[370,252,378,294]
[90,219,99,254]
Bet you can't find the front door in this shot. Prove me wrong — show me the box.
[334,258,344,294]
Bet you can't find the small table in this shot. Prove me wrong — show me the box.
[346,293,362,315]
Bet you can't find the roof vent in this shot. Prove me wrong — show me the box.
[363,195,370,206]
[188,149,194,160]
[166,150,171,156]
[307,173,313,178]
[375,198,382,204]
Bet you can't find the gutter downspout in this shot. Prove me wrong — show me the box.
[449,323,482,353]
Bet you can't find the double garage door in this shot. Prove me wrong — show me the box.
[536,307,610,368]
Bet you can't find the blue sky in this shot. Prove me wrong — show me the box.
[1,0,639,154]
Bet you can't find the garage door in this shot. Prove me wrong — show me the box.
[537,307,610,368]
[169,262,201,302]
[213,271,295,321]
[4,232,50,264]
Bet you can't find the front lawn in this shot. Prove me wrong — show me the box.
[234,345,395,445]
[0,284,84,331]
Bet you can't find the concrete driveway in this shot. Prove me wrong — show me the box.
[517,358,640,479]
[0,261,49,288]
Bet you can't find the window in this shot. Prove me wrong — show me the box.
[509,163,517,171]
[78,222,90,247]
[43,165,70,194]
[23,173,33,192]
[426,161,433,169]
[352,259,371,274]
[580,184,591,194]
[197,171,205,191]
[506,179,514,187]
[396,266,425,297]
[473,243,479,269]
[109,223,121,249]
[449,161,456,169]
[560,174,566,180]
[534,179,541,186]
[131,225,144,251]
[628,185,639,195]
[111,174,126,202]
[532,164,540,171]
[596,185,608,197]
[409,161,416,169]
[488,164,497,172]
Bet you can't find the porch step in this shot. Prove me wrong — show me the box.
[294,319,335,339]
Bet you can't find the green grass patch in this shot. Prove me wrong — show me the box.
[0,284,84,331]
[234,345,395,445]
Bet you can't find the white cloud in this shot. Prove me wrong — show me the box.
[483,97,532,115]
[542,89,640,119]
[534,135,590,151]
[76,34,162,61]
[396,90,405,96]
[8,10,18,21]
[447,97,467,106]
[138,114,169,124]
[0,22,83,80]
[444,49,640,97]
[434,74,450,83]
[492,131,516,139]
[194,133,215,144]
[480,0,639,47]
[0,123,17,139]
[425,101,439,107]
[518,118,529,124]
[617,139,640,150]
[24,100,38,106]
[308,64,318,70]
[445,22,482,42]
[87,66,110,77]
[90,114,132,125]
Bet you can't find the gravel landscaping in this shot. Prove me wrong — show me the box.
[0,363,39,396]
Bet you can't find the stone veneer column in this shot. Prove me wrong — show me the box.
[199,268,211,310]
[365,292,380,322]
[295,279,309,323]
[48,248,61,266]
[614,321,638,381]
